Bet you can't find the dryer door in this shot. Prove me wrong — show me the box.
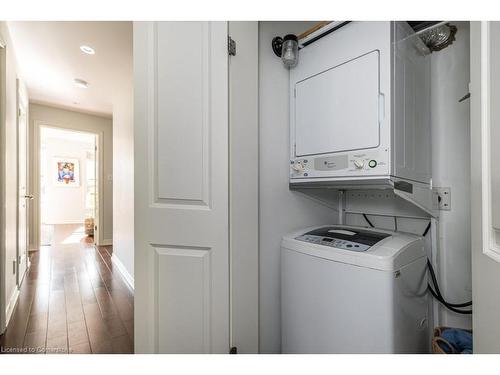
[294,50,381,157]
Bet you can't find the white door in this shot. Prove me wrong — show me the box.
[17,80,29,286]
[470,21,500,353]
[134,21,230,353]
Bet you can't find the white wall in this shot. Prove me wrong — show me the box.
[29,103,113,245]
[41,134,94,225]
[430,22,472,329]
[258,21,340,353]
[112,63,134,282]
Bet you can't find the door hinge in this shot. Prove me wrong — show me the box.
[13,259,16,274]
[228,36,236,56]
[229,346,237,354]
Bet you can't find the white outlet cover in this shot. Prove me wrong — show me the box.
[434,187,451,210]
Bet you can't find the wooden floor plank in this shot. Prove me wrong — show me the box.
[0,224,134,355]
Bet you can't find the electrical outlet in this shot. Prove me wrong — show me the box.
[434,187,451,210]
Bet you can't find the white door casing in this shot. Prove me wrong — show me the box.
[134,21,230,353]
[0,40,6,334]
[470,21,500,353]
[16,79,28,287]
[228,21,259,353]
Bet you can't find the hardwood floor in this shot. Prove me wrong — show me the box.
[0,225,134,354]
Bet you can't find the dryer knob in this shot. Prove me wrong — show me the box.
[292,162,305,172]
[353,160,364,169]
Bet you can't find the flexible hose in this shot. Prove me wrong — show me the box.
[422,222,431,237]
[426,259,472,308]
[424,228,473,314]
[427,285,472,314]
[361,215,472,314]
[362,213,374,228]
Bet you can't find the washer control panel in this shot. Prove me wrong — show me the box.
[295,234,370,252]
[295,226,391,253]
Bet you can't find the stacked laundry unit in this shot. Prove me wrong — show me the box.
[281,21,433,353]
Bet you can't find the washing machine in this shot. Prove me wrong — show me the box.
[281,225,428,353]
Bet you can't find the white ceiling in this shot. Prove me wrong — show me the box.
[7,21,132,117]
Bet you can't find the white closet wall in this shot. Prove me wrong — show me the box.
[430,22,471,329]
[258,21,340,354]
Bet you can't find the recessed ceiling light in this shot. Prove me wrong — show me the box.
[74,78,89,89]
[80,45,95,55]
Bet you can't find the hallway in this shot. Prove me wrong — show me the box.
[0,226,134,354]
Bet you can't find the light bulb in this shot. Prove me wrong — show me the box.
[281,34,299,68]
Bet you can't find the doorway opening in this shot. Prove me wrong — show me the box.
[39,126,98,247]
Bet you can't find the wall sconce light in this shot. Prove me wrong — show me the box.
[272,34,299,68]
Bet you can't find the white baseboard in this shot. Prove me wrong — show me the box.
[111,254,134,291]
[100,239,113,246]
[5,287,20,327]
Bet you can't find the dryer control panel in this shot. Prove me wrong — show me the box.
[290,149,389,180]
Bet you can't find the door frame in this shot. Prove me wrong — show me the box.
[33,121,103,248]
[16,78,29,286]
[470,20,500,353]
[0,36,6,335]
[228,21,259,353]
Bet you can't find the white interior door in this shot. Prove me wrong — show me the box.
[134,21,229,353]
[470,21,500,353]
[17,80,29,286]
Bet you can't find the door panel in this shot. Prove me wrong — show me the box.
[134,21,229,353]
[155,22,209,204]
[17,80,28,286]
[154,246,211,353]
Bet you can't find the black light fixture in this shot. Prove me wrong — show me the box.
[272,34,299,68]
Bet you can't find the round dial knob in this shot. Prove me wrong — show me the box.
[292,162,305,172]
[353,160,364,169]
